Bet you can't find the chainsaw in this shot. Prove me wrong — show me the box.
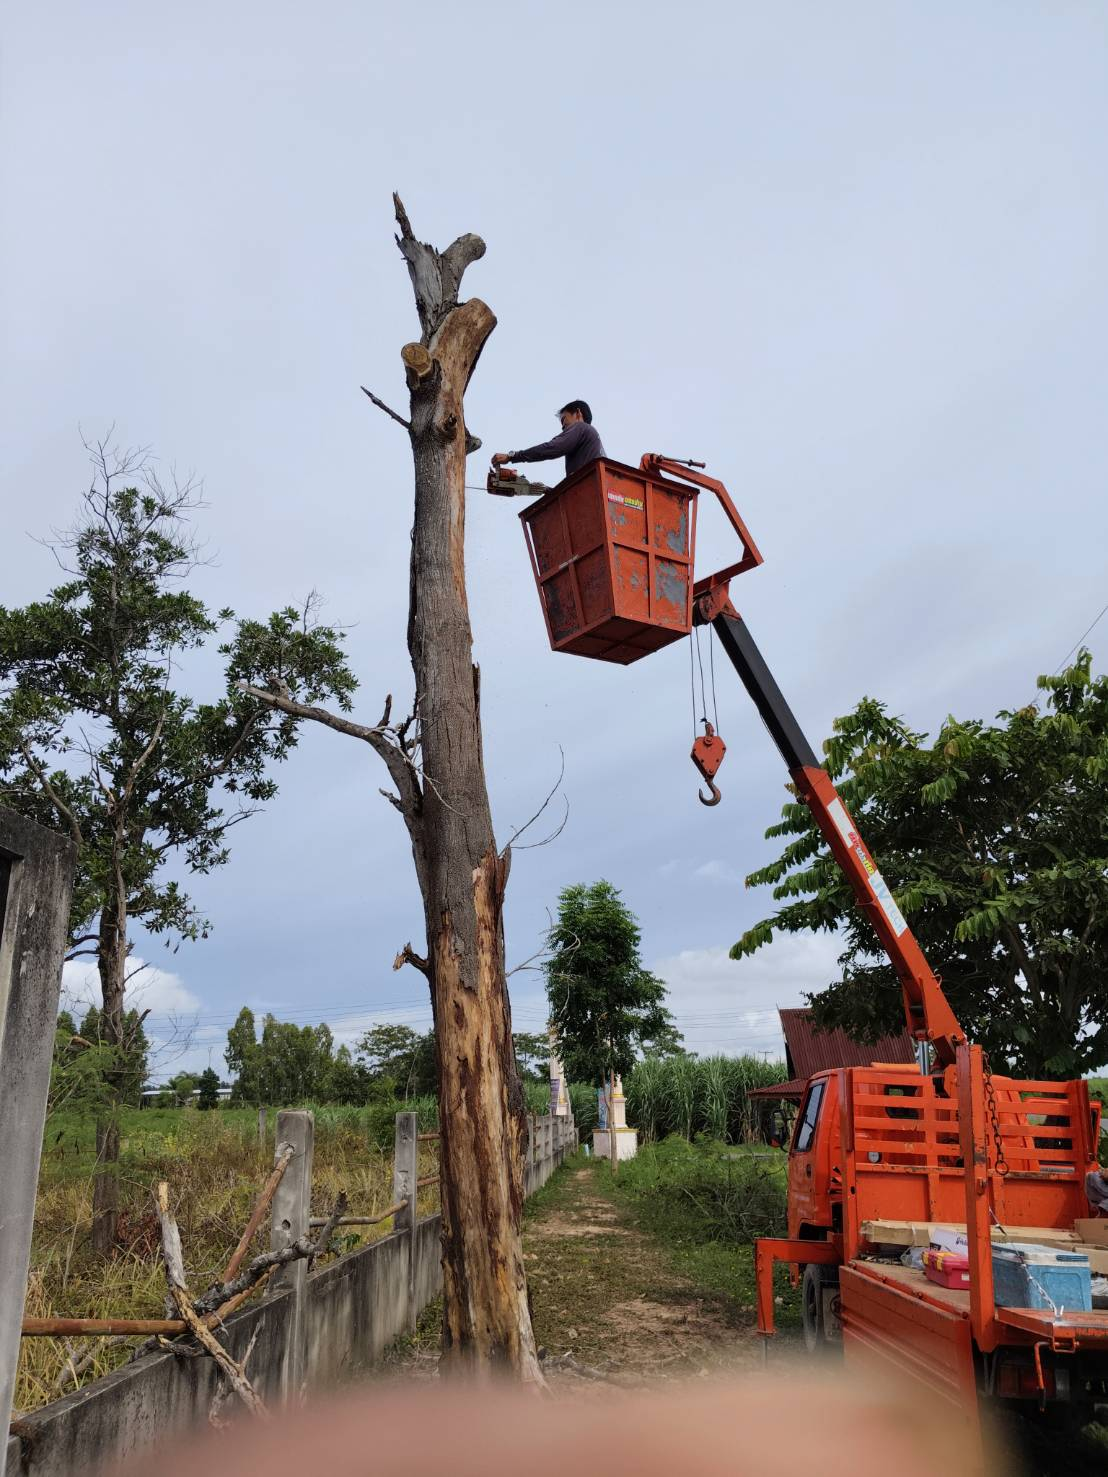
[486,464,550,498]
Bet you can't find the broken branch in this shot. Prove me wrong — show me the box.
[393,941,429,975]
[360,385,411,430]
[236,679,423,823]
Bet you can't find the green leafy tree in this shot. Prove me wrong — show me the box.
[47,1009,115,1117]
[357,1023,436,1097]
[196,1066,221,1110]
[254,1017,335,1103]
[78,1004,149,1105]
[325,1045,375,1105]
[228,1009,376,1104]
[732,652,1108,1078]
[544,881,680,1085]
[511,1031,550,1081]
[225,1007,263,1104]
[0,441,354,1250]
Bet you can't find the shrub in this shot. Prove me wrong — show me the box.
[613,1135,786,1244]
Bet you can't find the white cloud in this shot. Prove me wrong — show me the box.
[61,957,205,1079]
[61,957,202,1019]
[651,932,844,1060]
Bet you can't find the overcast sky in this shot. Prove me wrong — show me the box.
[4,3,1107,1081]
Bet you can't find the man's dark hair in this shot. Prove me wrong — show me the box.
[558,400,592,424]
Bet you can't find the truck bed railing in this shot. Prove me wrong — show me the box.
[842,1068,1095,1258]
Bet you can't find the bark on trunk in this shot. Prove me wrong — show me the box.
[91,898,126,1255]
[390,197,542,1381]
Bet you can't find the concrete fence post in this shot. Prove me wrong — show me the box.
[392,1112,419,1327]
[257,1106,267,1153]
[268,1110,314,1404]
[0,810,75,1477]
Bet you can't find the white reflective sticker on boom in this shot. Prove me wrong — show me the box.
[869,870,908,936]
[827,798,858,846]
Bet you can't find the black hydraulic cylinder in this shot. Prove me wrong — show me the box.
[711,612,819,773]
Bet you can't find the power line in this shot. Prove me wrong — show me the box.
[1027,596,1108,709]
[127,996,784,1031]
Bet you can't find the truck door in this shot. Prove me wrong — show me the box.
[788,1075,832,1235]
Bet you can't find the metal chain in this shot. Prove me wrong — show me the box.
[982,1052,1010,1178]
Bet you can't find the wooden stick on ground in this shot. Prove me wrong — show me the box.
[222,1142,295,1284]
[156,1182,267,1418]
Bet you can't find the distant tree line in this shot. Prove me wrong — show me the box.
[221,1007,550,1107]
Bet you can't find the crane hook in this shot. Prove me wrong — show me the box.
[691,721,727,808]
[698,777,722,807]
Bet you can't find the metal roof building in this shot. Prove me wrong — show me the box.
[749,1006,918,1103]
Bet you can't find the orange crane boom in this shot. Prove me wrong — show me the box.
[641,454,967,1067]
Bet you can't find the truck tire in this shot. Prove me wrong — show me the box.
[802,1264,839,1355]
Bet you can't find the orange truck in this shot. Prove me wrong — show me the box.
[518,453,1108,1444]
[677,479,1108,1441]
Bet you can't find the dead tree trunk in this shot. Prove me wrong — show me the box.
[244,196,543,1379]
[388,198,541,1379]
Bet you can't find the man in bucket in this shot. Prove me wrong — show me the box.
[492,400,606,483]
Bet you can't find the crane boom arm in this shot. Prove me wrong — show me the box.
[709,605,965,1067]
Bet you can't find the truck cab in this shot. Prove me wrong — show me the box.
[787,1071,841,1241]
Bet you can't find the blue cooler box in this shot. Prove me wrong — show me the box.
[991,1241,1091,1312]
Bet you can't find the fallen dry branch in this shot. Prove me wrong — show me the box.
[221,1142,295,1283]
[26,1316,208,1338]
[156,1181,268,1417]
[197,1234,317,1310]
[32,1164,341,1400]
[307,1200,407,1228]
[42,1274,275,1394]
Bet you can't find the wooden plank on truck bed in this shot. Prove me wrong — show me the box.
[861,1220,1078,1248]
[862,1220,1108,1271]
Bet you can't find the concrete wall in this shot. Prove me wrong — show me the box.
[6,1115,577,1477]
[6,1292,294,1477]
[303,1225,411,1388]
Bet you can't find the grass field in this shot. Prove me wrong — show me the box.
[18,1102,441,1413]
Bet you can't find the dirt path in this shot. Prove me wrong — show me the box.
[386,1154,795,1389]
[524,1159,777,1389]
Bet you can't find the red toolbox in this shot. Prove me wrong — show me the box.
[922,1247,971,1290]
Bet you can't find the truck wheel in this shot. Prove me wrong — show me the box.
[802,1264,838,1355]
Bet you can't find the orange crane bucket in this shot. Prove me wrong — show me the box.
[518,458,697,665]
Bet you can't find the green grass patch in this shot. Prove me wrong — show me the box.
[600,1137,801,1325]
